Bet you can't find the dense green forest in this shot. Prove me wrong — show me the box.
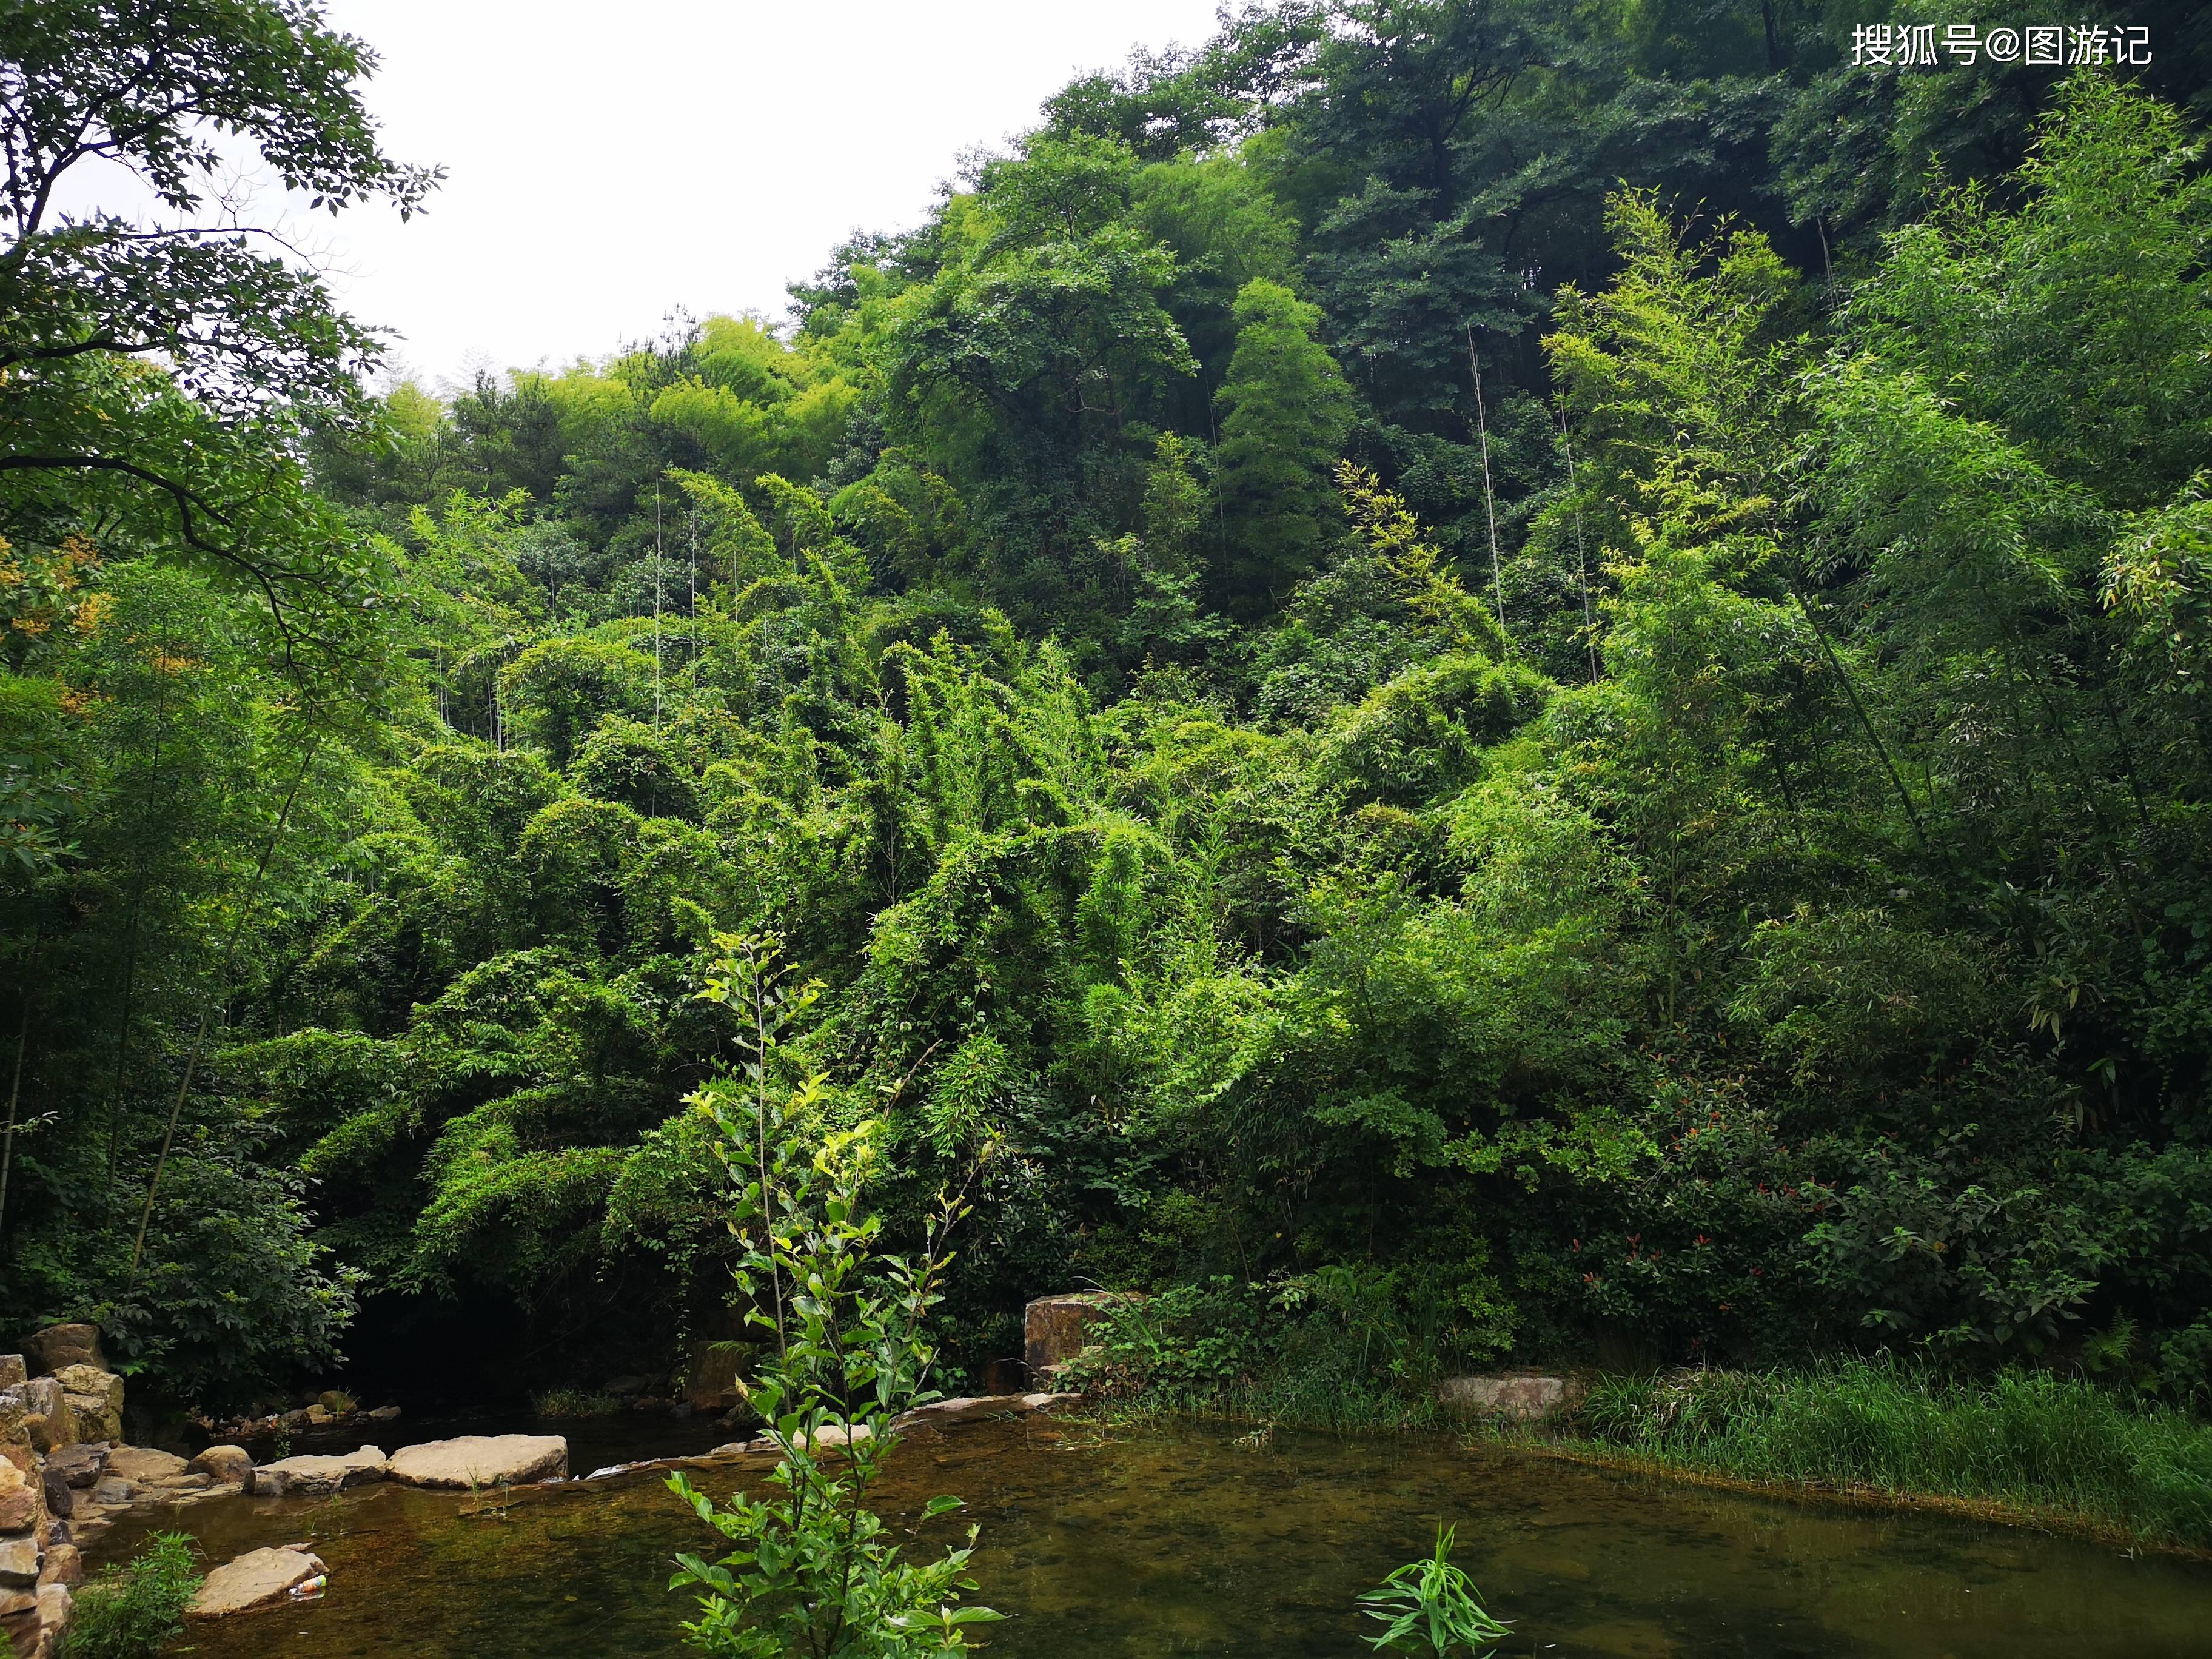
[6,0,2212,1419]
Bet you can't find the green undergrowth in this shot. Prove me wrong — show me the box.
[1561,1361,2212,1552]
[60,1532,201,1659]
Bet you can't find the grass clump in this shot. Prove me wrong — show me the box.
[532,1385,624,1419]
[61,1531,201,1659]
[1574,1359,2212,1550]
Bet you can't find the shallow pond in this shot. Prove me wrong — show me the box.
[97,1416,2212,1658]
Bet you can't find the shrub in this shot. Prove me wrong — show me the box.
[62,1532,201,1659]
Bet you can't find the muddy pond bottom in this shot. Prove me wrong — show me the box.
[93,1416,2212,1658]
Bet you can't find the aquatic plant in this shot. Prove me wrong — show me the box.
[1356,1525,1513,1657]
[532,1386,623,1419]
[666,933,1001,1657]
[60,1531,201,1659]
[1575,1359,2212,1549]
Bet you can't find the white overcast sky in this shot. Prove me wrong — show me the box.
[289,0,1229,389]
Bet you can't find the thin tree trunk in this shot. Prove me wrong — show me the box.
[1467,325,1507,637]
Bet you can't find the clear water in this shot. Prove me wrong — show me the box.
[93,1415,2212,1657]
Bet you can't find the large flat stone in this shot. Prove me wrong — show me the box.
[250,1446,386,1498]
[890,1393,1030,1428]
[103,1446,188,1484]
[189,1546,323,1618]
[386,1434,566,1490]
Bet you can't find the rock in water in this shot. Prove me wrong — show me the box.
[22,1327,104,1378]
[103,1447,187,1484]
[386,1434,567,1489]
[189,1445,253,1486]
[189,1546,325,1618]
[249,1446,387,1498]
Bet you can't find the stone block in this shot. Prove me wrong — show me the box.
[0,1486,37,1531]
[40,1446,103,1490]
[89,1479,130,1507]
[1022,1291,1127,1378]
[21,1328,103,1378]
[0,1537,40,1589]
[104,1447,186,1484]
[1436,1372,1585,1421]
[0,1359,21,1390]
[52,1369,120,1444]
[32,1546,77,1591]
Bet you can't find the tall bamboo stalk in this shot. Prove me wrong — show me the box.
[1467,324,1507,637]
[0,937,39,1253]
[130,731,323,1278]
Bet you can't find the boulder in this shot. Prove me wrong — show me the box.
[0,1396,26,1478]
[794,1423,872,1454]
[1436,1372,1584,1422]
[250,1445,386,1498]
[1022,1292,1127,1378]
[0,1536,39,1589]
[315,1390,355,1414]
[0,1359,21,1390]
[685,1351,744,1414]
[189,1445,253,1486]
[90,1478,130,1507]
[0,1481,36,1532]
[36,1580,70,1640]
[38,1467,69,1521]
[34,1546,79,1591]
[104,1446,187,1484]
[52,1369,121,1444]
[21,1327,104,1378]
[363,1405,402,1423]
[41,1445,105,1490]
[386,1434,567,1490]
[188,1546,324,1618]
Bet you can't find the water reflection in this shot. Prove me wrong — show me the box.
[89,1416,2212,1657]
